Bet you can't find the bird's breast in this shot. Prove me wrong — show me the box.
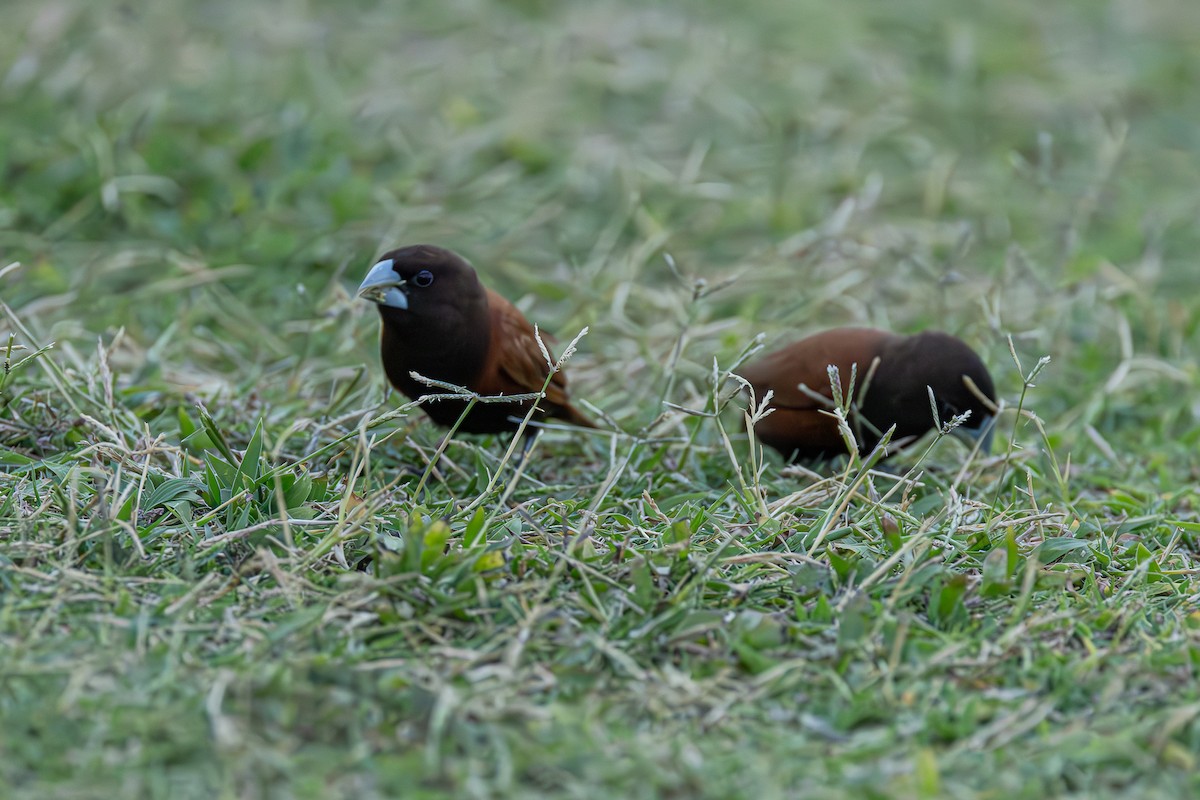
[379,315,491,396]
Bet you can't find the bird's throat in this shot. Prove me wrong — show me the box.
[378,311,491,398]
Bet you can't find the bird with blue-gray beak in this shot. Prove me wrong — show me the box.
[357,244,596,435]
[738,328,996,461]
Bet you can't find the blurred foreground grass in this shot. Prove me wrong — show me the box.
[2,0,1200,797]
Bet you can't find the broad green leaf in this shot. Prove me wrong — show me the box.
[1036,537,1092,564]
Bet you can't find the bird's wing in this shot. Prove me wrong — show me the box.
[738,328,892,411]
[750,406,848,457]
[736,328,897,457]
[481,290,574,409]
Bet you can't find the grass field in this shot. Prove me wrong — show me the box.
[3,0,1200,797]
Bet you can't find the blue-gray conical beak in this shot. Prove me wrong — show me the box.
[357,259,408,310]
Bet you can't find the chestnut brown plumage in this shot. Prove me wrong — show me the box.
[738,327,996,461]
[358,244,596,434]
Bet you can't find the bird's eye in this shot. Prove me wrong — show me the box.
[412,270,434,288]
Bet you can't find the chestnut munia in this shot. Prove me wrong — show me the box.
[358,244,595,434]
[738,327,996,461]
